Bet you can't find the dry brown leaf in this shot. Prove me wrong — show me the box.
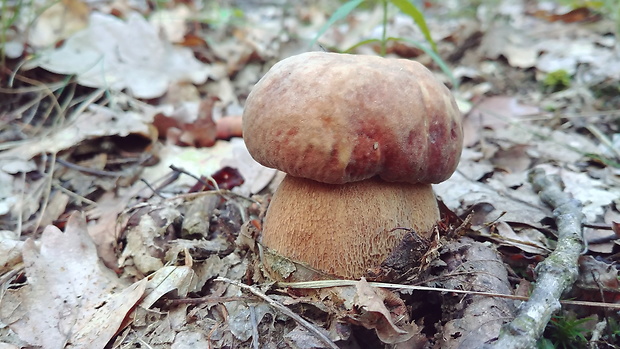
[432,238,515,349]
[86,191,130,270]
[470,96,540,128]
[28,12,211,99]
[37,192,69,229]
[479,23,539,68]
[435,170,549,227]
[216,115,243,140]
[0,212,145,349]
[0,106,152,161]
[26,0,89,48]
[284,325,332,349]
[531,7,600,23]
[494,221,551,255]
[0,231,28,275]
[352,278,420,345]
[154,97,218,147]
[558,170,620,222]
[575,255,620,303]
[584,208,620,253]
[490,144,532,173]
[140,139,275,196]
[142,266,198,308]
[149,5,191,43]
[119,204,182,274]
[171,330,211,348]
[463,96,540,147]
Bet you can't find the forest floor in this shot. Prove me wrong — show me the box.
[1,1,620,348]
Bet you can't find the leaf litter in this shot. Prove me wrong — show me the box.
[1,0,620,348]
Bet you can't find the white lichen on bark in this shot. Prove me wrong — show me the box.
[486,168,585,349]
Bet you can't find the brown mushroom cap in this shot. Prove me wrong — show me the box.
[243,52,462,185]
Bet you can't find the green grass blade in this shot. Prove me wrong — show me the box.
[389,0,437,53]
[310,0,365,49]
[389,37,457,88]
[343,38,382,53]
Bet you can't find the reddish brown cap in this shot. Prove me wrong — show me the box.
[242,52,463,184]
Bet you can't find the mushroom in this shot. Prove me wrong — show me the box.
[242,52,463,281]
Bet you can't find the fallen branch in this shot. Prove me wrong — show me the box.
[486,168,585,349]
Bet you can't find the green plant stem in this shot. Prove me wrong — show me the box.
[380,0,388,56]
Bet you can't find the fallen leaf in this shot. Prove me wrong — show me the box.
[494,221,551,255]
[154,97,218,148]
[463,96,540,146]
[432,238,515,349]
[141,139,275,196]
[36,192,69,229]
[149,5,192,43]
[142,266,198,308]
[558,170,620,222]
[225,300,273,342]
[86,190,135,270]
[531,7,600,23]
[490,144,531,173]
[119,204,182,274]
[28,12,211,99]
[171,330,211,348]
[480,23,539,68]
[0,212,145,349]
[435,170,549,227]
[0,230,27,275]
[284,325,332,349]
[26,0,89,48]
[0,105,152,161]
[352,278,419,344]
[0,171,18,216]
[201,166,245,191]
[584,208,620,254]
[575,255,620,304]
[215,115,243,140]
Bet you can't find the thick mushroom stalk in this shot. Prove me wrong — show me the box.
[261,176,439,280]
[242,52,463,281]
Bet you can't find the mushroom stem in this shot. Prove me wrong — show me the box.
[260,175,439,281]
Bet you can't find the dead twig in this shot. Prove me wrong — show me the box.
[55,158,124,178]
[215,277,339,349]
[32,152,57,235]
[486,168,585,349]
[249,305,260,349]
[167,295,255,305]
[278,280,620,310]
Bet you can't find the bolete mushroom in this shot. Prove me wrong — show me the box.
[243,52,462,281]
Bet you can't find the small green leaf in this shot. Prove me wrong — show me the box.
[343,38,382,53]
[536,338,554,349]
[310,0,365,49]
[389,0,437,53]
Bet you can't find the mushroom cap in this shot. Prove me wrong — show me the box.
[242,52,463,185]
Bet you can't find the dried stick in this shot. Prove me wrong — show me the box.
[486,168,585,349]
[215,277,339,349]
